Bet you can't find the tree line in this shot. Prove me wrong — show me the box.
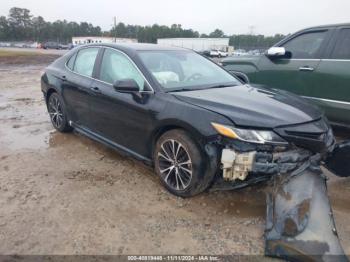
[0,7,102,43]
[0,7,286,50]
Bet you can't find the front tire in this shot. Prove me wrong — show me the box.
[154,129,211,197]
[47,92,72,132]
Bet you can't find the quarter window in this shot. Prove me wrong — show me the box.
[332,29,350,59]
[283,31,327,59]
[73,48,99,77]
[66,53,77,70]
[99,48,146,90]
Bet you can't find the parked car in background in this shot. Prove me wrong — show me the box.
[43,42,69,50]
[232,49,249,56]
[247,49,263,56]
[217,50,228,57]
[204,49,228,57]
[59,44,69,50]
[68,43,75,50]
[13,42,26,48]
[209,50,219,57]
[43,42,60,49]
[0,42,11,47]
[222,23,350,127]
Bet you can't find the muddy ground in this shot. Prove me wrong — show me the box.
[0,49,349,257]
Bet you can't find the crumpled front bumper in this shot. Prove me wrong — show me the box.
[213,138,350,261]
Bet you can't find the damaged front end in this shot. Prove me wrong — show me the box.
[210,119,349,261]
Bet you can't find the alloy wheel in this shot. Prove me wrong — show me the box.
[157,139,193,191]
[48,95,64,129]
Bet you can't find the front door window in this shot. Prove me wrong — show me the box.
[331,29,350,59]
[283,31,327,59]
[99,48,147,90]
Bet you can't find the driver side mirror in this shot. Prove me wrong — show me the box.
[266,47,286,58]
[113,79,140,93]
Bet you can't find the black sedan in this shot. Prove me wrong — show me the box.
[41,43,348,197]
[42,43,350,260]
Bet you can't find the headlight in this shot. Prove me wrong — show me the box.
[211,122,288,145]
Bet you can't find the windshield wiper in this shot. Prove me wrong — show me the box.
[168,88,195,93]
[206,83,236,89]
[168,84,236,93]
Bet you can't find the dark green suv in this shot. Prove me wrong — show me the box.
[222,23,350,127]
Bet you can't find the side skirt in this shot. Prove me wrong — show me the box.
[70,121,153,166]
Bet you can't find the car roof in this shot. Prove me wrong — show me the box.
[267,23,350,48]
[301,23,350,31]
[80,43,188,55]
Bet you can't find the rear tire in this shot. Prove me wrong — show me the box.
[154,129,211,198]
[47,92,72,133]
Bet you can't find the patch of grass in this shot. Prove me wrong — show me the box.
[0,50,39,57]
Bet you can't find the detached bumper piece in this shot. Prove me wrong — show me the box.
[325,141,350,177]
[265,165,348,262]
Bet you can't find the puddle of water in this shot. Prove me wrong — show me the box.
[0,124,52,152]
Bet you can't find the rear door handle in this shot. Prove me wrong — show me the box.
[90,86,101,94]
[299,66,314,72]
[61,75,67,81]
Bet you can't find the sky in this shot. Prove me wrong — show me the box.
[0,0,349,36]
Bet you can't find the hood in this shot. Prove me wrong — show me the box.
[173,85,322,128]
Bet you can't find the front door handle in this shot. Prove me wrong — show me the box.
[299,66,314,72]
[90,86,101,94]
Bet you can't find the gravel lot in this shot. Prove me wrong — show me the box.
[0,48,349,257]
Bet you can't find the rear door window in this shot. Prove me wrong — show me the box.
[282,31,328,59]
[73,48,99,77]
[331,29,350,59]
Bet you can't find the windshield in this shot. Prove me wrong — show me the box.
[138,50,241,91]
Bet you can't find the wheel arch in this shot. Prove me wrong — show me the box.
[45,87,58,104]
[150,120,205,161]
